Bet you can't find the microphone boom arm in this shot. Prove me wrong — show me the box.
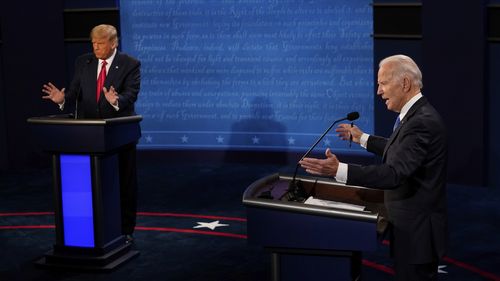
[299,117,347,162]
[287,111,359,202]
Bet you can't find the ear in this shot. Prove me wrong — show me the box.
[402,76,411,92]
[112,39,119,49]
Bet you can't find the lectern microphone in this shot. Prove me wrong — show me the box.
[287,111,360,202]
[74,89,82,119]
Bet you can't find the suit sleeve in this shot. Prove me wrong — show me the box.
[117,58,140,111]
[347,115,439,189]
[366,135,388,156]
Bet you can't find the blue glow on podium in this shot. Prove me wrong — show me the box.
[60,155,95,247]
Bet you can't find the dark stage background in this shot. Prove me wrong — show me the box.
[1,0,500,280]
[1,0,499,186]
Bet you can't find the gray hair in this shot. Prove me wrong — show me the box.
[90,24,118,45]
[379,54,423,89]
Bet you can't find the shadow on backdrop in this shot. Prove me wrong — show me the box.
[224,96,289,165]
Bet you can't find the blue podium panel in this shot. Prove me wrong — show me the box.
[60,154,94,247]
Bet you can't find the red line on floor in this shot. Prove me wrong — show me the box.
[0,211,247,222]
[0,212,54,216]
[135,226,247,239]
[0,224,247,239]
[443,256,500,281]
[362,259,394,275]
[137,212,247,222]
[0,225,54,230]
[381,240,500,280]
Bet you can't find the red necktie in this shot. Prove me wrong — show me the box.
[96,61,107,101]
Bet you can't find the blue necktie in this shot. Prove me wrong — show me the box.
[393,116,401,132]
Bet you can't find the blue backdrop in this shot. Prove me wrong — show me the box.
[120,0,373,154]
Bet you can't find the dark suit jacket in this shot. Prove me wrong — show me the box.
[346,96,448,264]
[67,51,141,119]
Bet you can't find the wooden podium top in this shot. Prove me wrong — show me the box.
[243,173,388,250]
[243,173,386,225]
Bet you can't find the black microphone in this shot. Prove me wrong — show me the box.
[74,57,93,119]
[286,111,360,202]
[74,89,82,119]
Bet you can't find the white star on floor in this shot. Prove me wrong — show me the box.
[252,136,260,144]
[181,135,189,143]
[438,265,447,274]
[193,220,229,230]
[216,135,224,143]
[287,137,295,145]
[145,135,153,143]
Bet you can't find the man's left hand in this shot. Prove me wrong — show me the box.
[103,86,119,106]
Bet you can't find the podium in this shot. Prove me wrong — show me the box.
[27,114,142,271]
[243,174,386,281]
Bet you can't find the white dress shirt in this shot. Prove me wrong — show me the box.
[335,92,423,183]
[98,48,119,111]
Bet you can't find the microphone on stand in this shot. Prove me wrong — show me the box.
[74,90,81,119]
[74,57,93,119]
[286,111,360,202]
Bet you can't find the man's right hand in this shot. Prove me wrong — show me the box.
[335,123,364,144]
[42,82,65,105]
[299,148,340,177]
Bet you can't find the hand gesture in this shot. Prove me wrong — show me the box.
[103,86,119,106]
[42,82,65,104]
[335,123,364,144]
[299,148,339,177]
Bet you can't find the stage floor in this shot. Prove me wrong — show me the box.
[1,160,499,281]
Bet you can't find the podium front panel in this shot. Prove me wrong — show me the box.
[277,253,352,281]
[60,154,95,247]
[247,206,377,251]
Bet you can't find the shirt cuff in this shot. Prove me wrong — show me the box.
[335,162,348,183]
[110,101,119,111]
[58,100,65,110]
[360,133,370,149]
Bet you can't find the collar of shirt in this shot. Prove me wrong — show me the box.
[399,92,423,121]
[97,48,117,77]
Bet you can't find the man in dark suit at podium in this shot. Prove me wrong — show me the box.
[300,55,447,281]
[42,24,141,243]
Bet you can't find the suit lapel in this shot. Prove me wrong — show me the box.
[104,52,122,90]
[382,97,428,160]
